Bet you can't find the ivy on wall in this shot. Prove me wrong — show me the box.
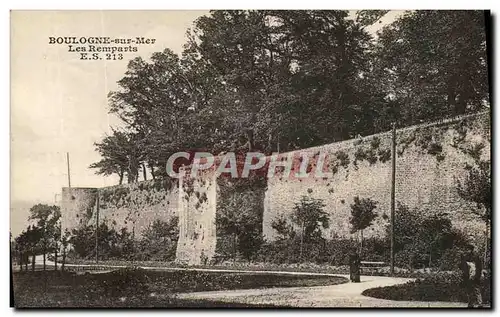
[396,115,489,163]
[182,177,195,201]
[215,175,267,260]
[93,177,178,233]
[330,150,350,176]
[326,115,488,183]
[181,175,212,212]
[450,117,490,162]
[352,136,392,169]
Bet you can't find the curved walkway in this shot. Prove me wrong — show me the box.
[176,275,466,307]
[31,256,465,307]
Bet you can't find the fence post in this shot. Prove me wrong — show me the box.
[390,122,397,276]
[95,190,99,264]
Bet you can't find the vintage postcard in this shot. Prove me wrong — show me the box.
[10,10,491,308]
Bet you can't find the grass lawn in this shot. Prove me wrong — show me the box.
[63,258,351,274]
[12,268,347,308]
[61,259,458,279]
[362,273,491,304]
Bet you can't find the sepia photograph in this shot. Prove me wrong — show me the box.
[10,9,492,308]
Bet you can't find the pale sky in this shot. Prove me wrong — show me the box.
[10,10,401,235]
[11,11,209,205]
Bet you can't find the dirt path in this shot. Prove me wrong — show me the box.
[32,256,465,307]
[176,275,466,307]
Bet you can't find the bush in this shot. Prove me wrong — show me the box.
[386,204,472,270]
[323,238,356,265]
[255,237,389,266]
[438,247,466,271]
[361,237,389,261]
[362,271,491,304]
[98,267,150,298]
[255,239,302,264]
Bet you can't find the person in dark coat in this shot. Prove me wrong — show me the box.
[349,250,361,283]
[460,244,483,308]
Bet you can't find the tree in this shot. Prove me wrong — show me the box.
[350,196,378,255]
[106,50,205,177]
[189,10,380,150]
[268,196,328,263]
[271,214,296,241]
[24,225,42,272]
[216,182,265,262]
[60,229,71,271]
[238,224,264,262]
[52,221,61,271]
[92,10,489,181]
[386,203,470,269]
[290,195,329,259]
[457,160,491,223]
[70,225,95,259]
[138,217,179,261]
[90,129,144,184]
[386,203,421,253]
[14,230,30,271]
[28,204,60,271]
[355,10,389,27]
[418,213,453,268]
[457,159,491,266]
[94,222,121,261]
[107,227,135,260]
[69,222,139,261]
[93,10,384,173]
[374,11,488,126]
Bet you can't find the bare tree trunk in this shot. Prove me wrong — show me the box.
[246,129,254,151]
[128,154,139,183]
[31,251,35,272]
[43,248,46,271]
[119,169,124,185]
[267,134,273,153]
[233,233,237,264]
[25,254,28,271]
[360,230,364,258]
[54,245,58,271]
[484,221,489,268]
[447,77,456,112]
[62,247,66,272]
[142,163,147,181]
[150,164,156,180]
[299,221,304,261]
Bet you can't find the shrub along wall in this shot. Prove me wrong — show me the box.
[215,176,266,262]
[263,112,490,246]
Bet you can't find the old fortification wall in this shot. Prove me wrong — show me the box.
[61,187,98,234]
[263,112,490,245]
[61,178,179,237]
[96,178,178,236]
[62,111,490,264]
[175,172,218,265]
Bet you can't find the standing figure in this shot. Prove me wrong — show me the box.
[460,244,483,308]
[349,250,361,283]
[200,249,208,266]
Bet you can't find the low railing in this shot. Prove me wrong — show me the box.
[360,261,386,275]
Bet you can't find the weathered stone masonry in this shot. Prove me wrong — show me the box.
[263,112,490,245]
[61,111,490,265]
[61,178,179,238]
